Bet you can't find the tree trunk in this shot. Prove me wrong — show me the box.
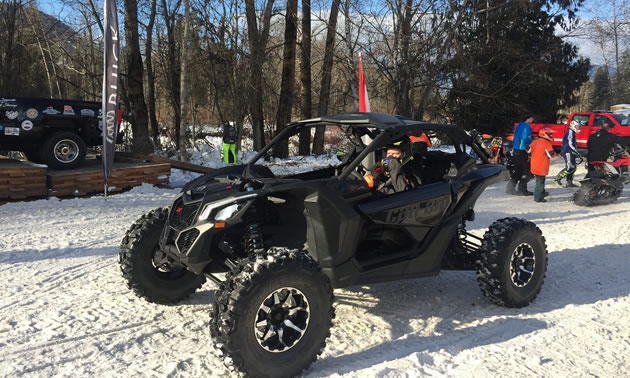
[179,0,191,161]
[394,0,413,117]
[298,0,312,156]
[245,0,276,151]
[344,0,359,111]
[0,0,20,93]
[161,0,182,149]
[312,0,341,155]
[273,0,299,158]
[124,0,153,154]
[145,0,160,148]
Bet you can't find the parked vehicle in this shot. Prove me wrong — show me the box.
[119,113,548,377]
[0,96,121,169]
[574,145,630,206]
[512,111,630,150]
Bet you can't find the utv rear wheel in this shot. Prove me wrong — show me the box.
[119,207,205,304]
[476,217,547,308]
[212,249,334,377]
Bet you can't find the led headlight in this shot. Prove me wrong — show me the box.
[197,193,257,222]
[215,203,242,221]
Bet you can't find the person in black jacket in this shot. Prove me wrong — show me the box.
[370,145,410,194]
[586,120,630,173]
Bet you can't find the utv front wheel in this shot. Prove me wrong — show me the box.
[119,207,205,304]
[476,217,547,308]
[212,250,334,377]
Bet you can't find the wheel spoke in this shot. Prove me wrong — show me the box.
[256,319,267,328]
[520,266,533,274]
[283,319,304,333]
[259,303,271,314]
[263,326,276,342]
[282,292,295,308]
[288,306,305,316]
[277,327,287,347]
[273,292,280,305]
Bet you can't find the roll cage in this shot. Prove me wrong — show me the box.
[244,112,491,180]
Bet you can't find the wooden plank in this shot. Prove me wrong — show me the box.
[116,152,214,173]
[0,159,48,198]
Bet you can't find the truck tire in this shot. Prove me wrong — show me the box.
[212,249,334,377]
[40,131,87,169]
[476,217,547,308]
[119,207,206,304]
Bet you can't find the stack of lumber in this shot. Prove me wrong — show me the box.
[47,159,171,197]
[0,158,47,199]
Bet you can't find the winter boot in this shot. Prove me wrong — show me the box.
[566,180,578,188]
[506,181,518,195]
[552,176,563,186]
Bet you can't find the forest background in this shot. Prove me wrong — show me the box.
[0,0,628,159]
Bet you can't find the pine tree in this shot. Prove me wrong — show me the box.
[443,0,590,134]
[592,66,612,110]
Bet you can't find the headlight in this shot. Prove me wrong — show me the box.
[197,193,257,222]
[215,203,242,221]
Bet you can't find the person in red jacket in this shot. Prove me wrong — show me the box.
[528,128,556,203]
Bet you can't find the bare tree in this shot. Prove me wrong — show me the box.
[312,0,341,155]
[298,0,312,155]
[273,0,299,158]
[145,0,160,147]
[160,0,183,149]
[245,0,276,151]
[178,0,191,161]
[123,0,153,154]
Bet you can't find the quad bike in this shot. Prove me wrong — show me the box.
[119,113,548,377]
[574,145,630,206]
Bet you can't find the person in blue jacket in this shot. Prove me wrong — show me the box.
[553,120,581,187]
[506,114,534,195]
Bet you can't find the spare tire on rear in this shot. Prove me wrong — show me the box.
[40,131,86,170]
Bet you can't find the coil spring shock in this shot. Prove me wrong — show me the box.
[243,203,264,257]
[457,222,483,254]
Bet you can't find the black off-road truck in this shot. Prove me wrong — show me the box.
[120,113,547,377]
[0,96,120,169]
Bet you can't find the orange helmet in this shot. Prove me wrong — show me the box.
[539,128,553,141]
[410,132,432,147]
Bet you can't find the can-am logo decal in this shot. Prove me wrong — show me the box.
[385,197,450,224]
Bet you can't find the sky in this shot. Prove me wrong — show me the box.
[34,0,618,67]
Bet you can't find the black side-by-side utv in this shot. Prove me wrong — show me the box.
[120,113,547,377]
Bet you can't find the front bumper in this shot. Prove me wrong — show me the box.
[159,192,257,275]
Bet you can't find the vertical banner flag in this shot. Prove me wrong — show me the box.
[358,52,373,167]
[102,0,120,194]
[358,52,371,112]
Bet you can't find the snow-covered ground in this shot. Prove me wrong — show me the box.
[1,157,629,377]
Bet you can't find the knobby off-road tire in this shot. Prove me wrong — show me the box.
[476,217,547,308]
[119,207,205,304]
[211,249,335,378]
